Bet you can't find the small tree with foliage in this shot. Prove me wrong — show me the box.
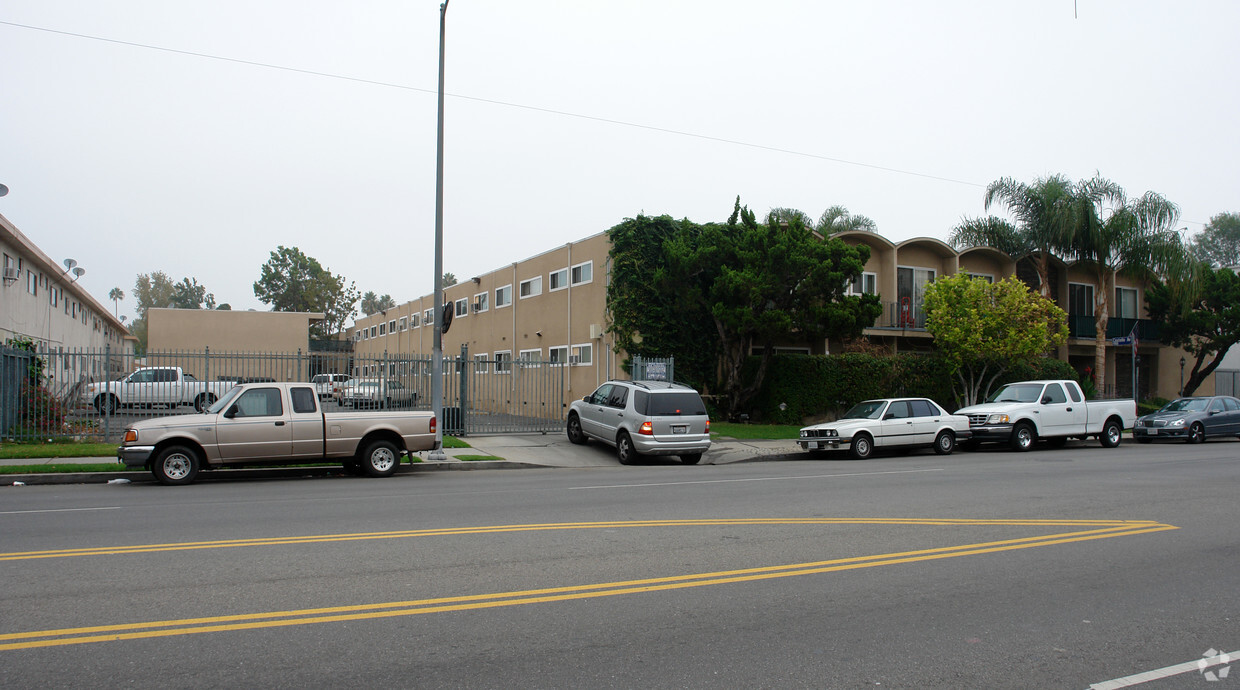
[923,273,1069,406]
[1146,265,1240,395]
[253,246,360,339]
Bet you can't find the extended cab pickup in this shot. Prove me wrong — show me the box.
[85,366,235,414]
[118,382,438,485]
[954,379,1137,451]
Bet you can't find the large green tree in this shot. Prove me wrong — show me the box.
[130,272,216,351]
[1189,212,1240,267]
[1066,175,1190,387]
[663,198,880,413]
[949,175,1078,297]
[923,273,1069,406]
[253,246,360,339]
[1145,266,1240,395]
[361,292,396,316]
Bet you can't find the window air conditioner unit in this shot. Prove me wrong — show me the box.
[472,299,483,313]
[589,324,602,339]
[569,355,582,364]
[2,267,18,282]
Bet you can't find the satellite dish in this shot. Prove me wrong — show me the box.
[64,258,78,271]
[72,267,85,280]
[0,183,8,197]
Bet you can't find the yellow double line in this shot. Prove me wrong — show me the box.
[0,518,1176,650]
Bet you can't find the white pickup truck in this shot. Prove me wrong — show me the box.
[955,379,1137,451]
[85,366,236,414]
[117,382,438,485]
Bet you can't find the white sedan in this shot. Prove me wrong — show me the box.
[797,398,973,459]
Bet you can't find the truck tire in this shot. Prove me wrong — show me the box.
[94,394,119,415]
[194,393,217,413]
[1100,418,1123,448]
[152,445,200,486]
[849,432,874,459]
[1010,422,1036,452]
[361,440,401,477]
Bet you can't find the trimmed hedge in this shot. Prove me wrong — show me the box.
[746,353,1083,424]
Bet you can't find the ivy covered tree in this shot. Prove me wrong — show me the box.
[923,273,1069,406]
[1145,265,1240,395]
[608,199,881,415]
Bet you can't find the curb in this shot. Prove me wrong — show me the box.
[1,460,550,486]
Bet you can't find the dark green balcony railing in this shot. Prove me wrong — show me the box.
[1067,315,1160,342]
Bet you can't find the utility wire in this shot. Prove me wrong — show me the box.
[1,19,985,189]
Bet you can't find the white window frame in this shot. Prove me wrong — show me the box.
[473,291,489,314]
[398,317,407,331]
[962,272,994,283]
[411,313,420,328]
[27,270,37,296]
[474,353,489,373]
[355,330,361,341]
[455,298,468,318]
[548,345,569,366]
[519,276,542,299]
[518,348,542,368]
[494,350,512,374]
[378,322,386,336]
[388,319,396,333]
[1068,282,1095,317]
[423,308,434,325]
[369,326,377,338]
[570,260,593,286]
[549,268,569,292]
[570,343,593,366]
[495,284,512,308]
[1114,286,1138,319]
[848,271,878,296]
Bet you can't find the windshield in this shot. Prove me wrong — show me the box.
[988,383,1045,403]
[1161,398,1208,412]
[206,385,243,414]
[842,400,887,420]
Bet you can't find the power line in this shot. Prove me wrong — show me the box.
[1,19,985,189]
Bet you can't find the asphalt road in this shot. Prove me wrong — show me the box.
[2,441,1237,688]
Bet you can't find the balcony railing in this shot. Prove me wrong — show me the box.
[1067,316,1160,342]
[872,300,927,330]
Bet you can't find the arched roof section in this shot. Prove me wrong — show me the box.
[957,246,1014,264]
[832,230,896,253]
[895,236,957,259]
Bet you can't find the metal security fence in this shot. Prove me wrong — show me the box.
[0,345,565,443]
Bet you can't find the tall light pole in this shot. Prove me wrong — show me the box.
[427,0,450,461]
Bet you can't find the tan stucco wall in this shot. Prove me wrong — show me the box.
[147,308,324,353]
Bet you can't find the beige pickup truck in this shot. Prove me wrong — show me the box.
[117,382,438,485]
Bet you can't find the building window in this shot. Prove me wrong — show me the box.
[1068,283,1094,316]
[388,319,396,333]
[1114,287,1138,319]
[354,330,361,341]
[379,323,386,336]
[455,298,468,318]
[961,272,993,283]
[473,292,489,313]
[411,313,420,328]
[49,286,58,307]
[27,270,38,296]
[495,284,512,308]
[518,348,541,367]
[549,268,568,292]
[548,346,569,366]
[369,326,377,338]
[571,343,593,365]
[848,272,877,295]
[424,308,434,325]
[494,350,512,374]
[571,261,592,286]
[474,353,489,373]
[520,276,542,298]
[896,266,935,328]
[398,317,407,331]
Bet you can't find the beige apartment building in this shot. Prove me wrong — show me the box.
[351,228,1202,403]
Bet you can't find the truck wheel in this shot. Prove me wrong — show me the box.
[566,414,587,445]
[1010,423,1036,452]
[95,395,119,415]
[616,431,638,465]
[194,393,217,413]
[1100,418,1123,448]
[152,445,200,486]
[361,440,401,477]
[849,432,874,459]
[933,430,955,455]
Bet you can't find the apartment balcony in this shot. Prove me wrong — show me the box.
[871,300,928,330]
[1067,316,1160,342]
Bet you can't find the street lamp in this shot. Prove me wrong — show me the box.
[1180,356,1186,396]
[427,0,450,462]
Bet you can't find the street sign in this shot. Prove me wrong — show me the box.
[1111,336,1132,346]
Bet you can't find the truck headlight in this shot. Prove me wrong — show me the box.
[987,413,1010,425]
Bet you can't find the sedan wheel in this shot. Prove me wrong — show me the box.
[933,430,955,455]
[1187,423,1205,444]
[849,433,873,460]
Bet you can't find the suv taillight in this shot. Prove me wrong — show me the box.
[638,421,653,435]
[705,419,710,433]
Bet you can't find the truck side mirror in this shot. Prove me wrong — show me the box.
[1041,396,1052,404]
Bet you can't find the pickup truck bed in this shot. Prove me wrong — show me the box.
[118,382,438,485]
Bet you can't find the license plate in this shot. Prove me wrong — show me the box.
[672,425,688,434]
[1148,428,1157,435]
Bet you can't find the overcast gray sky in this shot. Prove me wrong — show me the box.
[3,1,1237,324]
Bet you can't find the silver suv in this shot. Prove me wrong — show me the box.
[566,380,711,464]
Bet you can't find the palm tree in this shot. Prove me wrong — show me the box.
[949,175,1078,298]
[816,205,877,233]
[108,287,124,318]
[1066,175,1189,389]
